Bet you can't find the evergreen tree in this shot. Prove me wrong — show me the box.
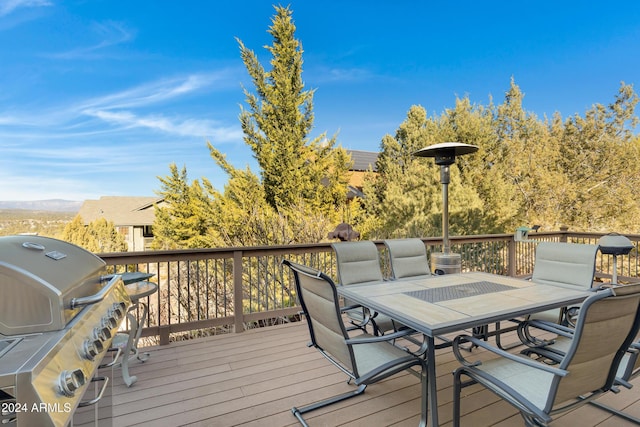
[470,79,563,231]
[362,105,438,238]
[360,79,640,237]
[87,218,128,253]
[61,215,127,252]
[558,83,639,231]
[204,5,352,246]
[153,4,640,248]
[61,216,92,248]
[234,5,350,216]
[362,104,486,238]
[152,164,216,249]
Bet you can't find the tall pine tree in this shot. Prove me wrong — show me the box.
[206,5,351,245]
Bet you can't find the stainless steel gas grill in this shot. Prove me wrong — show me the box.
[0,235,131,427]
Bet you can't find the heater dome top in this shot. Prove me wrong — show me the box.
[413,142,479,165]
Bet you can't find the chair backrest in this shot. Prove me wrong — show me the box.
[531,242,599,289]
[547,283,640,411]
[282,259,355,371]
[332,241,384,286]
[384,238,431,280]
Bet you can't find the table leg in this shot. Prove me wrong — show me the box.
[132,302,150,362]
[426,335,439,427]
[120,309,139,387]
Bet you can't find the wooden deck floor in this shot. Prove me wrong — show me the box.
[111,321,640,427]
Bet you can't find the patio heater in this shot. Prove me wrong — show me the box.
[598,233,634,284]
[413,142,479,274]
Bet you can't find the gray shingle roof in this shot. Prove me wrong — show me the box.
[347,150,379,172]
[77,196,163,226]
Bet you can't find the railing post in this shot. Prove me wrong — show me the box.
[507,238,517,277]
[233,250,245,333]
[159,325,170,346]
[560,226,569,242]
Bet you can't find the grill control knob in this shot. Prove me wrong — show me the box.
[110,303,125,319]
[92,326,112,342]
[58,369,86,397]
[82,339,104,360]
[102,316,118,330]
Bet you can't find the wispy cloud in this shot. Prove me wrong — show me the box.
[309,65,376,84]
[0,68,245,200]
[72,71,242,140]
[84,109,242,141]
[0,71,243,141]
[0,0,52,17]
[78,73,222,111]
[45,20,135,60]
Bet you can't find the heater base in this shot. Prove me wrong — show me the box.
[431,252,461,275]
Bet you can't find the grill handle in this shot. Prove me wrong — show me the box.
[78,376,109,407]
[70,275,121,309]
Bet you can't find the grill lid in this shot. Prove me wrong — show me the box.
[0,235,107,335]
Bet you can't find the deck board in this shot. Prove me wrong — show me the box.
[111,321,640,426]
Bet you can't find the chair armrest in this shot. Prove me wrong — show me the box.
[517,318,574,348]
[522,319,575,338]
[341,304,372,331]
[340,303,363,313]
[453,334,568,377]
[345,327,416,345]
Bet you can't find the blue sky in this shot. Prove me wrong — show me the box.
[1,1,639,201]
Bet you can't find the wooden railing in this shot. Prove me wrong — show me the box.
[98,230,640,345]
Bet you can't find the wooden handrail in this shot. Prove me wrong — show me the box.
[98,230,640,345]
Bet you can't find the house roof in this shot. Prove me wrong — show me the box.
[78,196,163,226]
[347,150,379,172]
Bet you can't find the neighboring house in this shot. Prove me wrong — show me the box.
[346,150,379,199]
[77,196,165,251]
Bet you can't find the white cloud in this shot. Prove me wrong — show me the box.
[0,171,97,201]
[78,72,229,111]
[309,65,375,84]
[0,69,245,200]
[84,109,242,141]
[0,71,242,141]
[0,115,21,125]
[45,20,135,60]
[0,0,52,17]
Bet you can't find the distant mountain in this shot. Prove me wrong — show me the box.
[0,199,82,212]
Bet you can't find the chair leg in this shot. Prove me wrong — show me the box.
[588,401,640,424]
[494,321,523,351]
[521,412,545,427]
[452,369,464,427]
[419,361,428,427]
[292,384,367,425]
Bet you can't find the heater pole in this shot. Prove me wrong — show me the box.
[413,142,478,274]
[441,165,450,254]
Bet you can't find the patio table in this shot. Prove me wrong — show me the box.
[110,280,158,387]
[337,271,592,427]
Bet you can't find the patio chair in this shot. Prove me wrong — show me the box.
[384,238,433,280]
[518,318,640,423]
[526,241,599,325]
[495,242,599,350]
[282,259,427,427]
[332,241,385,286]
[451,283,640,427]
[332,241,397,334]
